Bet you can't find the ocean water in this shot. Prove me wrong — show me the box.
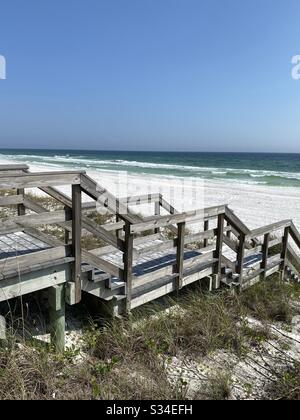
[0,149,300,188]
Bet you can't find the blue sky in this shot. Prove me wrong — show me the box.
[0,0,300,152]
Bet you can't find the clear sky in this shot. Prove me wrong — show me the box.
[0,0,300,152]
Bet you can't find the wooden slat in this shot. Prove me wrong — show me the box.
[24,195,124,251]
[281,226,290,278]
[237,233,246,286]
[80,173,139,224]
[0,164,29,171]
[120,193,161,206]
[247,220,292,240]
[0,263,72,303]
[0,245,72,279]
[290,222,300,249]
[123,222,134,311]
[225,207,250,235]
[184,228,216,245]
[0,171,83,189]
[204,220,209,247]
[221,255,236,272]
[175,222,185,290]
[0,210,71,235]
[287,244,300,269]
[261,233,270,280]
[72,184,82,303]
[214,214,224,285]
[183,249,215,269]
[286,259,300,278]
[82,249,123,279]
[0,195,23,207]
[130,205,226,234]
[17,189,26,216]
[223,235,239,253]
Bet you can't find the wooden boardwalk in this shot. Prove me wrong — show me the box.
[0,163,299,351]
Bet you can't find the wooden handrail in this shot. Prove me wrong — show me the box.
[246,220,292,240]
[0,171,84,189]
[130,205,227,234]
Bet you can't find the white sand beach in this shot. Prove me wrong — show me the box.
[1,157,300,232]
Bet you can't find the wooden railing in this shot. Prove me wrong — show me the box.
[0,164,300,313]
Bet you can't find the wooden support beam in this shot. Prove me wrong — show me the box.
[281,226,290,281]
[237,232,246,287]
[17,188,26,216]
[0,194,23,207]
[72,184,82,303]
[123,221,134,312]
[261,233,270,281]
[0,315,6,341]
[203,220,209,247]
[175,222,186,290]
[213,214,224,288]
[49,285,65,353]
[154,201,161,234]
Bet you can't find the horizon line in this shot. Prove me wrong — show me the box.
[0,147,299,155]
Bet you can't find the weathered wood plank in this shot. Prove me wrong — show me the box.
[0,195,23,207]
[237,233,246,286]
[0,245,72,279]
[290,222,300,249]
[0,209,72,235]
[0,171,83,189]
[80,173,140,224]
[0,263,71,303]
[214,214,225,287]
[49,285,66,353]
[72,184,82,303]
[130,205,226,234]
[175,222,185,290]
[247,220,292,240]
[0,164,29,171]
[82,249,123,279]
[17,189,26,216]
[261,233,270,280]
[123,222,134,311]
[281,226,290,279]
[225,207,250,235]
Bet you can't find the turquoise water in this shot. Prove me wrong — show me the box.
[0,149,300,187]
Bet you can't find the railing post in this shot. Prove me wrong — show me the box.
[226,221,231,239]
[261,233,270,281]
[123,221,134,312]
[154,199,161,234]
[175,222,186,291]
[213,214,224,289]
[203,220,209,247]
[72,184,82,303]
[17,188,26,216]
[281,226,289,281]
[116,215,123,239]
[49,284,65,353]
[237,232,246,288]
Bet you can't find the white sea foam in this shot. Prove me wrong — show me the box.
[1,153,300,184]
[1,154,300,233]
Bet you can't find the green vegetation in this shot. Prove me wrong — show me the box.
[1,277,300,400]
